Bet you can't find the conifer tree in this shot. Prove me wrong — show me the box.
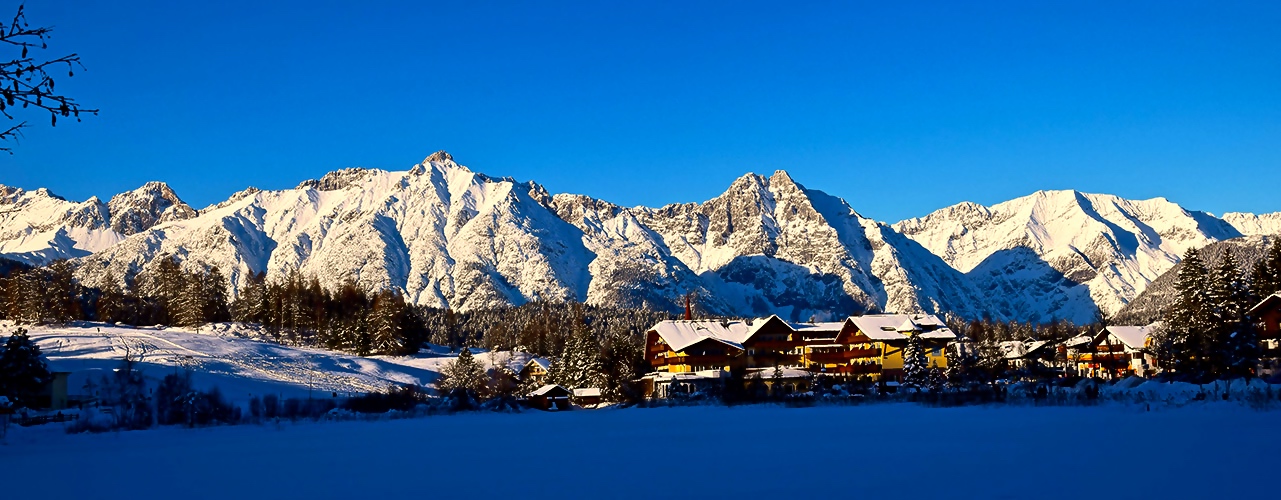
[1209,253,1259,380]
[95,271,126,323]
[1154,249,1214,382]
[902,333,929,391]
[369,289,407,354]
[0,327,52,406]
[438,347,487,396]
[1252,239,1281,299]
[201,266,231,324]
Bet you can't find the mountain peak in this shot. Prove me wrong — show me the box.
[296,168,379,192]
[107,181,194,235]
[425,150,454,163]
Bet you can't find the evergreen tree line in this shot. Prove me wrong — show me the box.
[436,302,673,404]
[0,257,671,367]
[1151,244,1278,383]
[0,257,230,327]
[946,316,1100,345]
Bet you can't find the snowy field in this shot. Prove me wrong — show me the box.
[2,403,1278,499]
[8,321,491,403]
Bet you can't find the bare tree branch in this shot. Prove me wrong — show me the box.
[0,4,97,153]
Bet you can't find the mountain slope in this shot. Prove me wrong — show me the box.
[550,170,994,321]
[1112,235,1277,325]
[1223,212,1281,237]
[0,182,193,266]
[893,190,1243,323]
[9,154,1277,323]
[64,154,996,321]
[76,153,593,312]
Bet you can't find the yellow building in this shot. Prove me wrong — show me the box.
[645,313,957,384]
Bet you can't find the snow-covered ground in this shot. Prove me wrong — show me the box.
[11,321,491,402]
[2,403,1278,498]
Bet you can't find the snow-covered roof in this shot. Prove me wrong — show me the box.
[648,319,759,352]
[918,327,957,340]
[790,321,847,332]
[1025,340,1051,355]
[529,384,569,397]
[1101,325,1157,350]
[1064,335,1093,348]
[500,351,550,375]
[1248,293,1281,316]
[572,388,601,398]
[999,341,1028,359]
[849,314,951,341]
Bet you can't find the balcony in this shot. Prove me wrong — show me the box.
[750,341,803,350]
[814,364,882,375]
[807,348,881,363]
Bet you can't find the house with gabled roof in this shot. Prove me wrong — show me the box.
[527,384,571,411]
[1248,293,1281,377]
[846,314,955,382]
[643,313,958,392]
[1086,325,1158,378]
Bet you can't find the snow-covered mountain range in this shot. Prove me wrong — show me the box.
[3,152,1278,323]
[0,181,194,265]
[893,191,1246,323]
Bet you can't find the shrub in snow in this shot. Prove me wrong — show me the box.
[344,385,428,414]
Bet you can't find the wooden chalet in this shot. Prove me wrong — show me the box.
[642,313,958,394]
[572,388,602,406]
[527,384,572,411]
[1084,326,1157,378]
[1249,293,1281,377]
[517,357,551,385]
[845,314,955,382]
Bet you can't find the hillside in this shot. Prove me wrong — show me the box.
[1111,235,1278,325]
[17,321,503,402]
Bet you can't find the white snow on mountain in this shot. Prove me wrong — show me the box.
[5,154,1277,323]
[1222,211,1281,237]
[48,155,994,321]
[74,152,593,313]
[0,182,194,266]
[550,170,991,321]
[893,190,1243,323]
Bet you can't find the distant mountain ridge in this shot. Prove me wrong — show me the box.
[2,152,1278,323]
[893,190,1247,323]
[0,182,194,265]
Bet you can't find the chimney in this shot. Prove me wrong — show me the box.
[684,294,693,321]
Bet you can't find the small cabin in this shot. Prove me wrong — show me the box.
[572,388,601,407]
[527,384,572,411]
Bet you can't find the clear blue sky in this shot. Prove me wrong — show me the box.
[2,1,1279,222]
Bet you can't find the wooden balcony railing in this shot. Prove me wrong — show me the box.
[807,348,881,363]
[813,364,882,375]
[750,341,803,350]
